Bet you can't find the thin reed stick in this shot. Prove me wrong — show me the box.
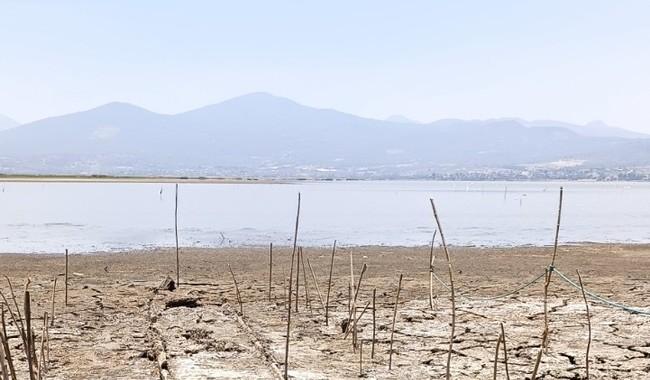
[282,268,288,309]
[576,270,591,380]
[346,264,368,333]
[429,229,437,310]
[349,249,354,313]
[531,270,550,380]
[65,249,69,306]
[371,288,376,359]
[500,323,510,380]
[268,243,273,301]
[228,264,243,315]
[0,284,27,365]
[50,278,57,327]
[0,329,8,380]
[24,291,35,380]
[493,330,503,380]
[0,304,16,380]
[295,245,301,312]
[175,184,180,287]
[306,258,325,310]
[39,312,48,378]
[300,248,311,310]
[344,301,371,339]
[542,187,564,351]
[325,240,336,326]
[284,193,301,380]
[430,198,456,380]
[550,187,564,267]
[388,273,403,370]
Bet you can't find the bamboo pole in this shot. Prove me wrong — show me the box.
[576,270,591,380]
[175,183,180,287]
[228,264,243,315]
[64,249,69,307]
[50,278,57,327]
[284,193,301,380]
[501,323,510,380]
[268,243,273,302]
[371,288,376,359]
[388,273,403,370]
[325,240,336,326]
[306,258,325,310]
[430,198,456,380]
[429,229,437,310]
[531,270,550,380]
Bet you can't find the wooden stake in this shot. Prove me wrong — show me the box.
[576,270,591,380]
[430,199,456,380]
[228,264,243,315]
[388,273,403,370]
[284,192,301,380]
[175,183,180,287]
[306,258,325,310]
[325,240,336,326]
[359,339,364,377]
[50,278,57,327]
[429,229,438,310]
[24,291,35,380]
[268,243,273,302]
[371,288,377,360]
[64,249,69,307]
[501,323,510,380]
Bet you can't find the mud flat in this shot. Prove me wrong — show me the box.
[1,244,649,379]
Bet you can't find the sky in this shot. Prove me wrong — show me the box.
[1,1,650,133]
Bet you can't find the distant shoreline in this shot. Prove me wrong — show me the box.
[1,174,649,184]
[0,174,287,184]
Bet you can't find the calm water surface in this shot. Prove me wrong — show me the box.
[0,181,648,253]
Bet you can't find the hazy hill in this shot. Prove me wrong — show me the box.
[1,93,649,177]
[0,114,19,131]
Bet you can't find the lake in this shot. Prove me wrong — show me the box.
[1,180,648,253]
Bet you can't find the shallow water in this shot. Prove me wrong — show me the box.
[0,180,648,253]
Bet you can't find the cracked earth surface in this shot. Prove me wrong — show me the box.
[1,244,649,379]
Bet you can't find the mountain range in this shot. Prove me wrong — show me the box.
[1,93,649,179]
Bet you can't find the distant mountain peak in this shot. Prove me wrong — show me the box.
[386,114,421,124]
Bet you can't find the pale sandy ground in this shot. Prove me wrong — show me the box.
[1,244,649,379]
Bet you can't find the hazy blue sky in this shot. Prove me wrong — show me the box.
[1,1,650,132]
